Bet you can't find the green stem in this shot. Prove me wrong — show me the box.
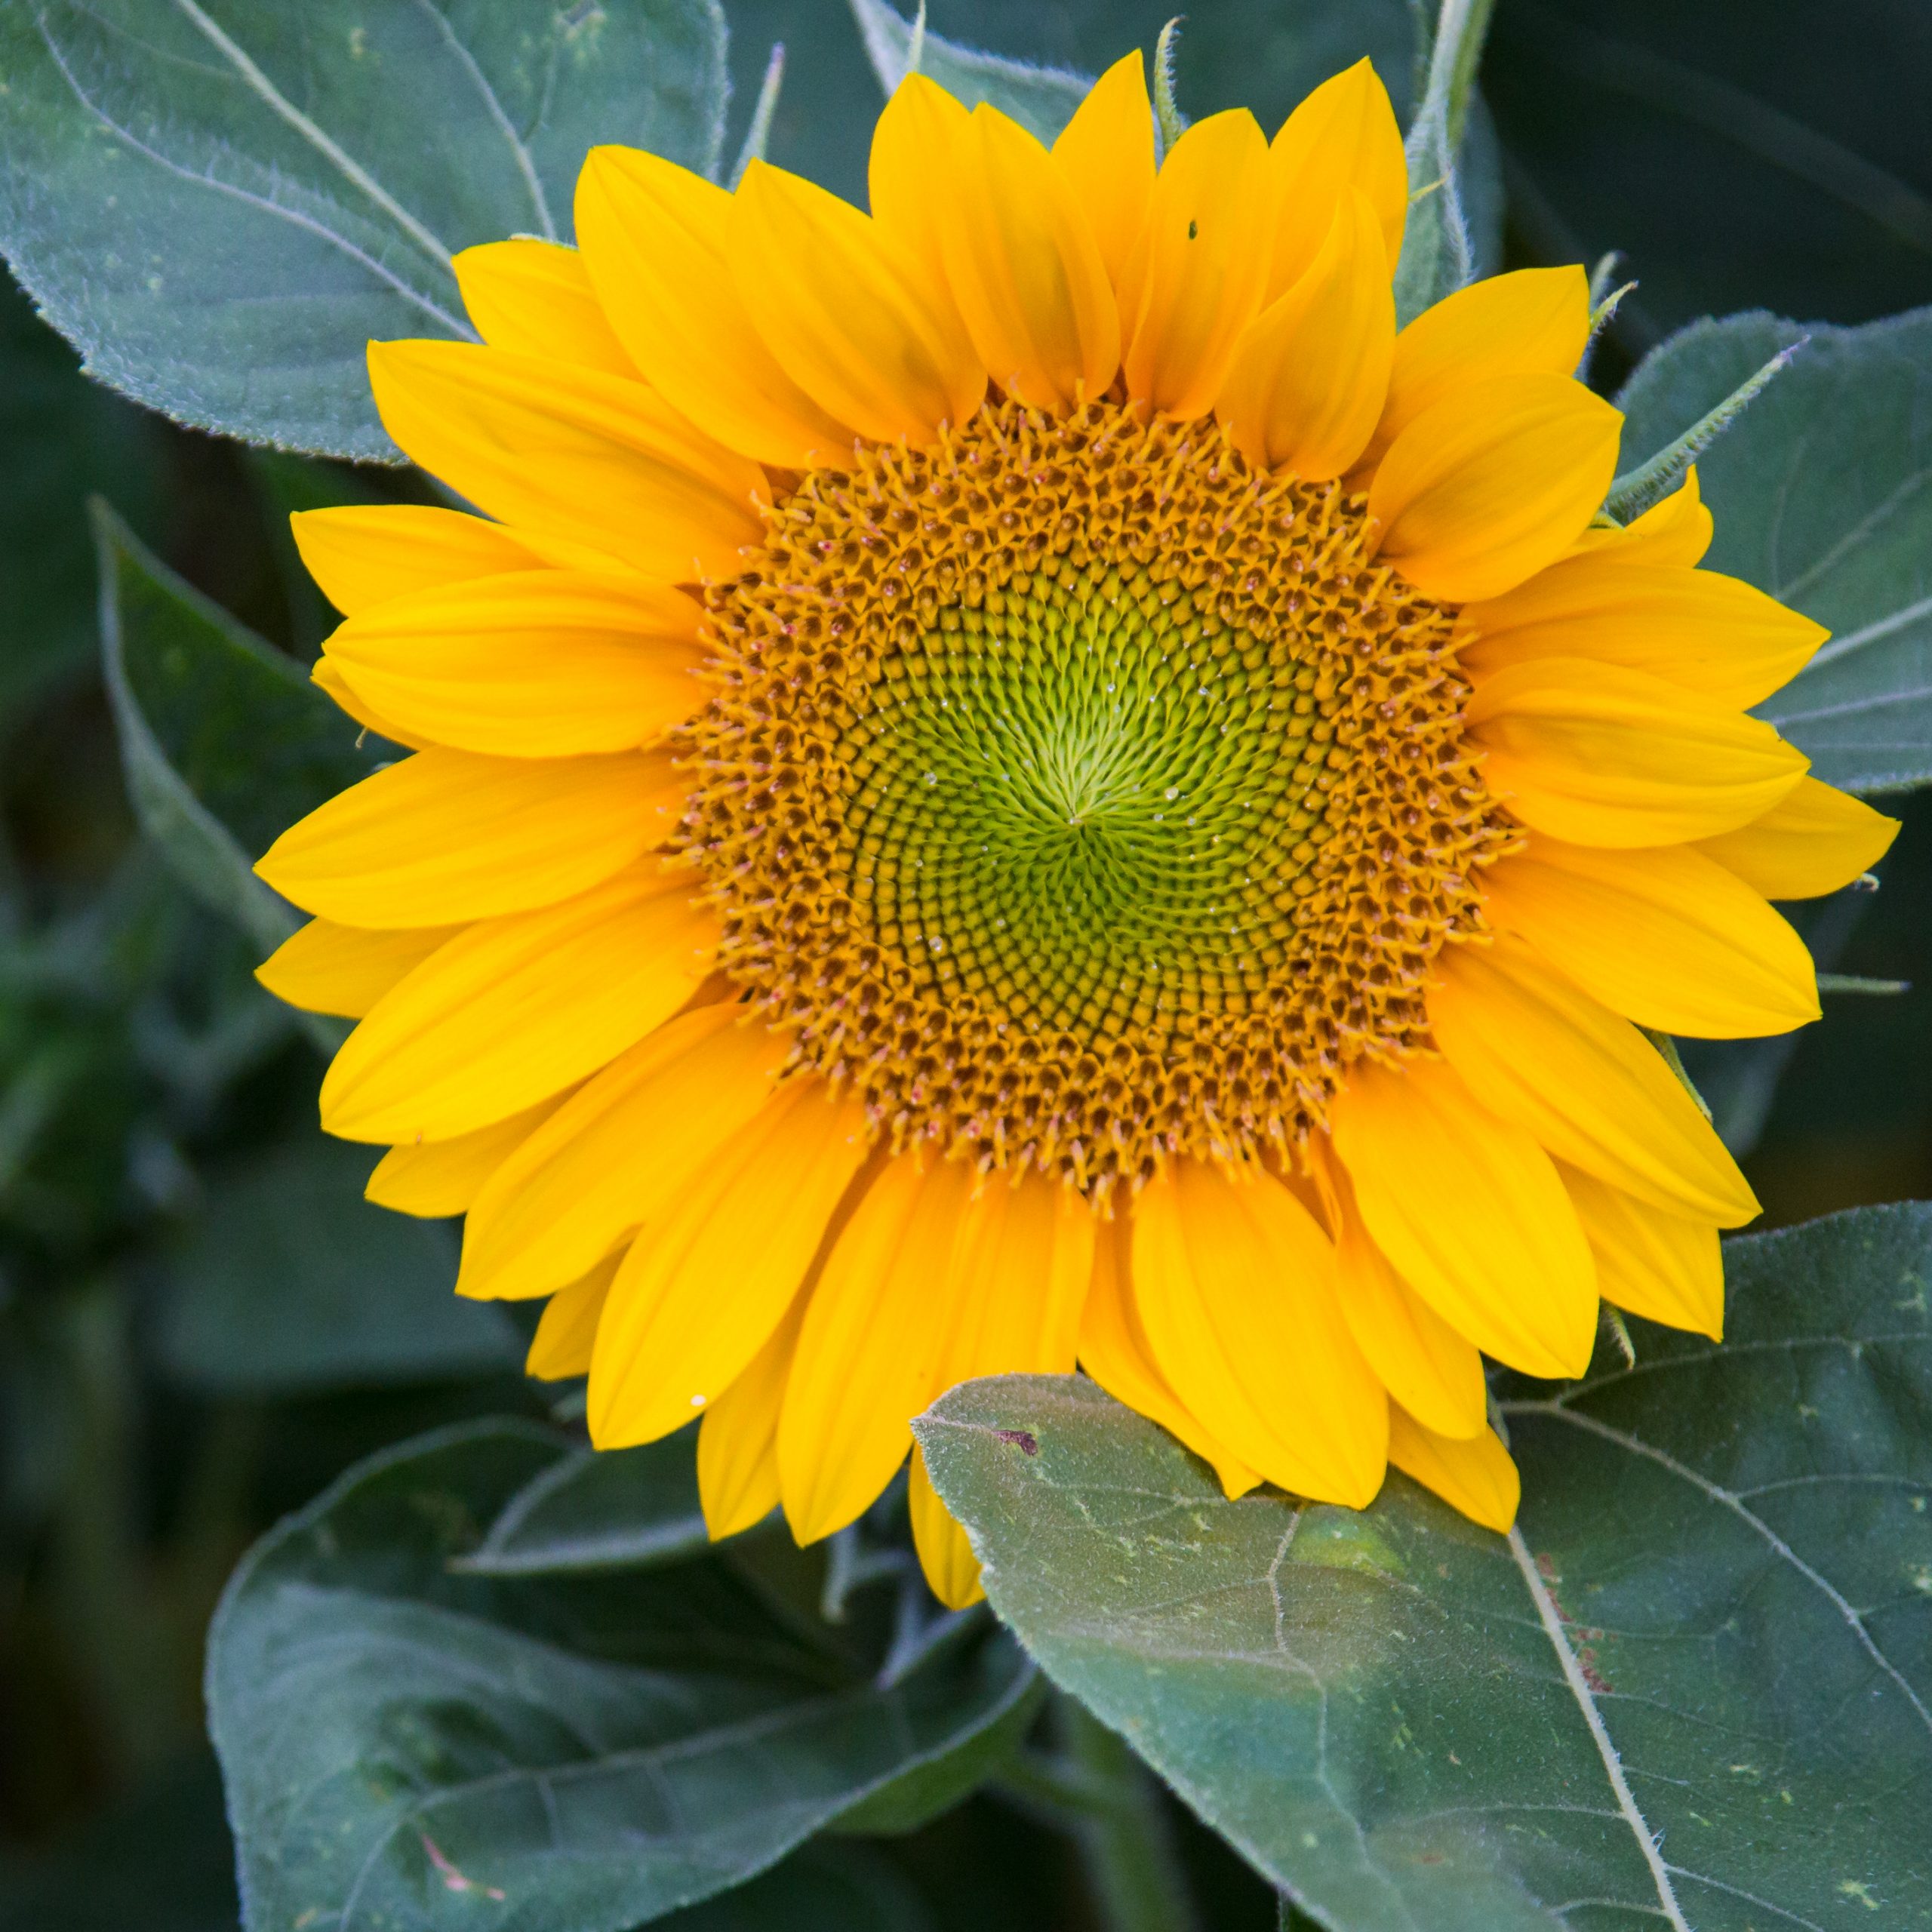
[1057,1697,1200,1932]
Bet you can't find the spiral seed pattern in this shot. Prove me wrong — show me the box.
[687,399,1517,1198]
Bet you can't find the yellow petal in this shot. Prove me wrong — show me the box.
[311,658,428,750]
[1131,1159,1388,1506]
[1360,266,1589,473]
[255,917,459,1018]
[1481,836,1820,1038]
[697,1291,802,1540]
[259,748,687,928]
[869,74,972,293]
[1458,560,1826,709]
[1078,1213,1261,1497]
[1466,657,1809,847]
[588,1083,874,1449]
[452,238,635,375]
[910,1448,985,1609]
[1329,1054,1598,1380]
[365,1093,568,1217]
[779,1156,976,1543]
[1368,372,1623,602]
[1265,59,1406,297]
[573,146,857,469]
[1051,53,1156,297]
[731,159,986,446]
[367,340,767,581]
[1216,188,1393,478]
[323,573,706,758]
[1313,1146,1487,1440]
[525,1251,623,1381]
[1575,466,1713,569]
[1386,1407,1519,1532]
[942,104,1121,412]
[291,506,547,617]
[318,866,718,1144]
[1120,110,1275,420]
[1559,1163,1724,1340]
[457,1001,783,1300]
[1694,775,1900,899]
[1429,934,1759,1225]
[935,1170,1094,1390]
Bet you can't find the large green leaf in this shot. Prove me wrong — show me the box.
[917,1201,1932,1931]
[156,1139,518,1392]
[208,1419,1037,1932]
[453,1433,711,1577]
[1617,307,1932,795]
[0,0,727,459]
[94,498,381,958]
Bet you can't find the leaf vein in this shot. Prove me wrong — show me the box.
[1506,1524,1690,1931]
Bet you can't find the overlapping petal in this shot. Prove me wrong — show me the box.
[732,159,985,445]
[588,1083,873,1449]
[457,1003,784,1302]
[368,340,767,580]
[574,146,857,468]
[1695,774,1900,897]
[1482,835,1820,1037]
[1264,58,1406,297]
[1369,372,1622,601]
[1120,110,1275,419]
[453,238,636,375]
[260,748,687,926]
[1216,189,1393,478]
[1051,53,1156,294]
[319,866,720,1144]
[1132,1159,1388,1505]
[321,572,706,758]
[940,104,1121,411]
[1330,1055,1598,1380]
[1466,657,1808,846]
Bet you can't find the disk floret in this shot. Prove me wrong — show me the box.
[689,400,1515,1196]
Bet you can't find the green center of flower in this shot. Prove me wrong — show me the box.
[842,564,1339,1045]
[688,399,1512,1197]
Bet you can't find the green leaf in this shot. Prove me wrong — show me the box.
[156,1139,518,1393]
[917,1200,1932,1931]
[94,498,382,958]
[453,1433,712,1577]
[846,0,1090,143]
[1618,306,1932,795]
[0,0,728,459]
[208,1419,1037,1931]
[0,272,167,738]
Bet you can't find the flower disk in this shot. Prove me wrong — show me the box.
[694,401,1515,1195]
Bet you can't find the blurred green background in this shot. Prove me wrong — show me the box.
[2,0,1927,1924]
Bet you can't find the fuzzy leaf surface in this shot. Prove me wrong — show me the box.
[208,1420,1035,1932]
[0,0,727,457]
[917,1202,1932,1930]
[1618,306,1932,794]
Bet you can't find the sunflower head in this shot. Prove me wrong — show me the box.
[257,51,1898,1607]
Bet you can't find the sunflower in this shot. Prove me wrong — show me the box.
[256,53,1897,1607]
